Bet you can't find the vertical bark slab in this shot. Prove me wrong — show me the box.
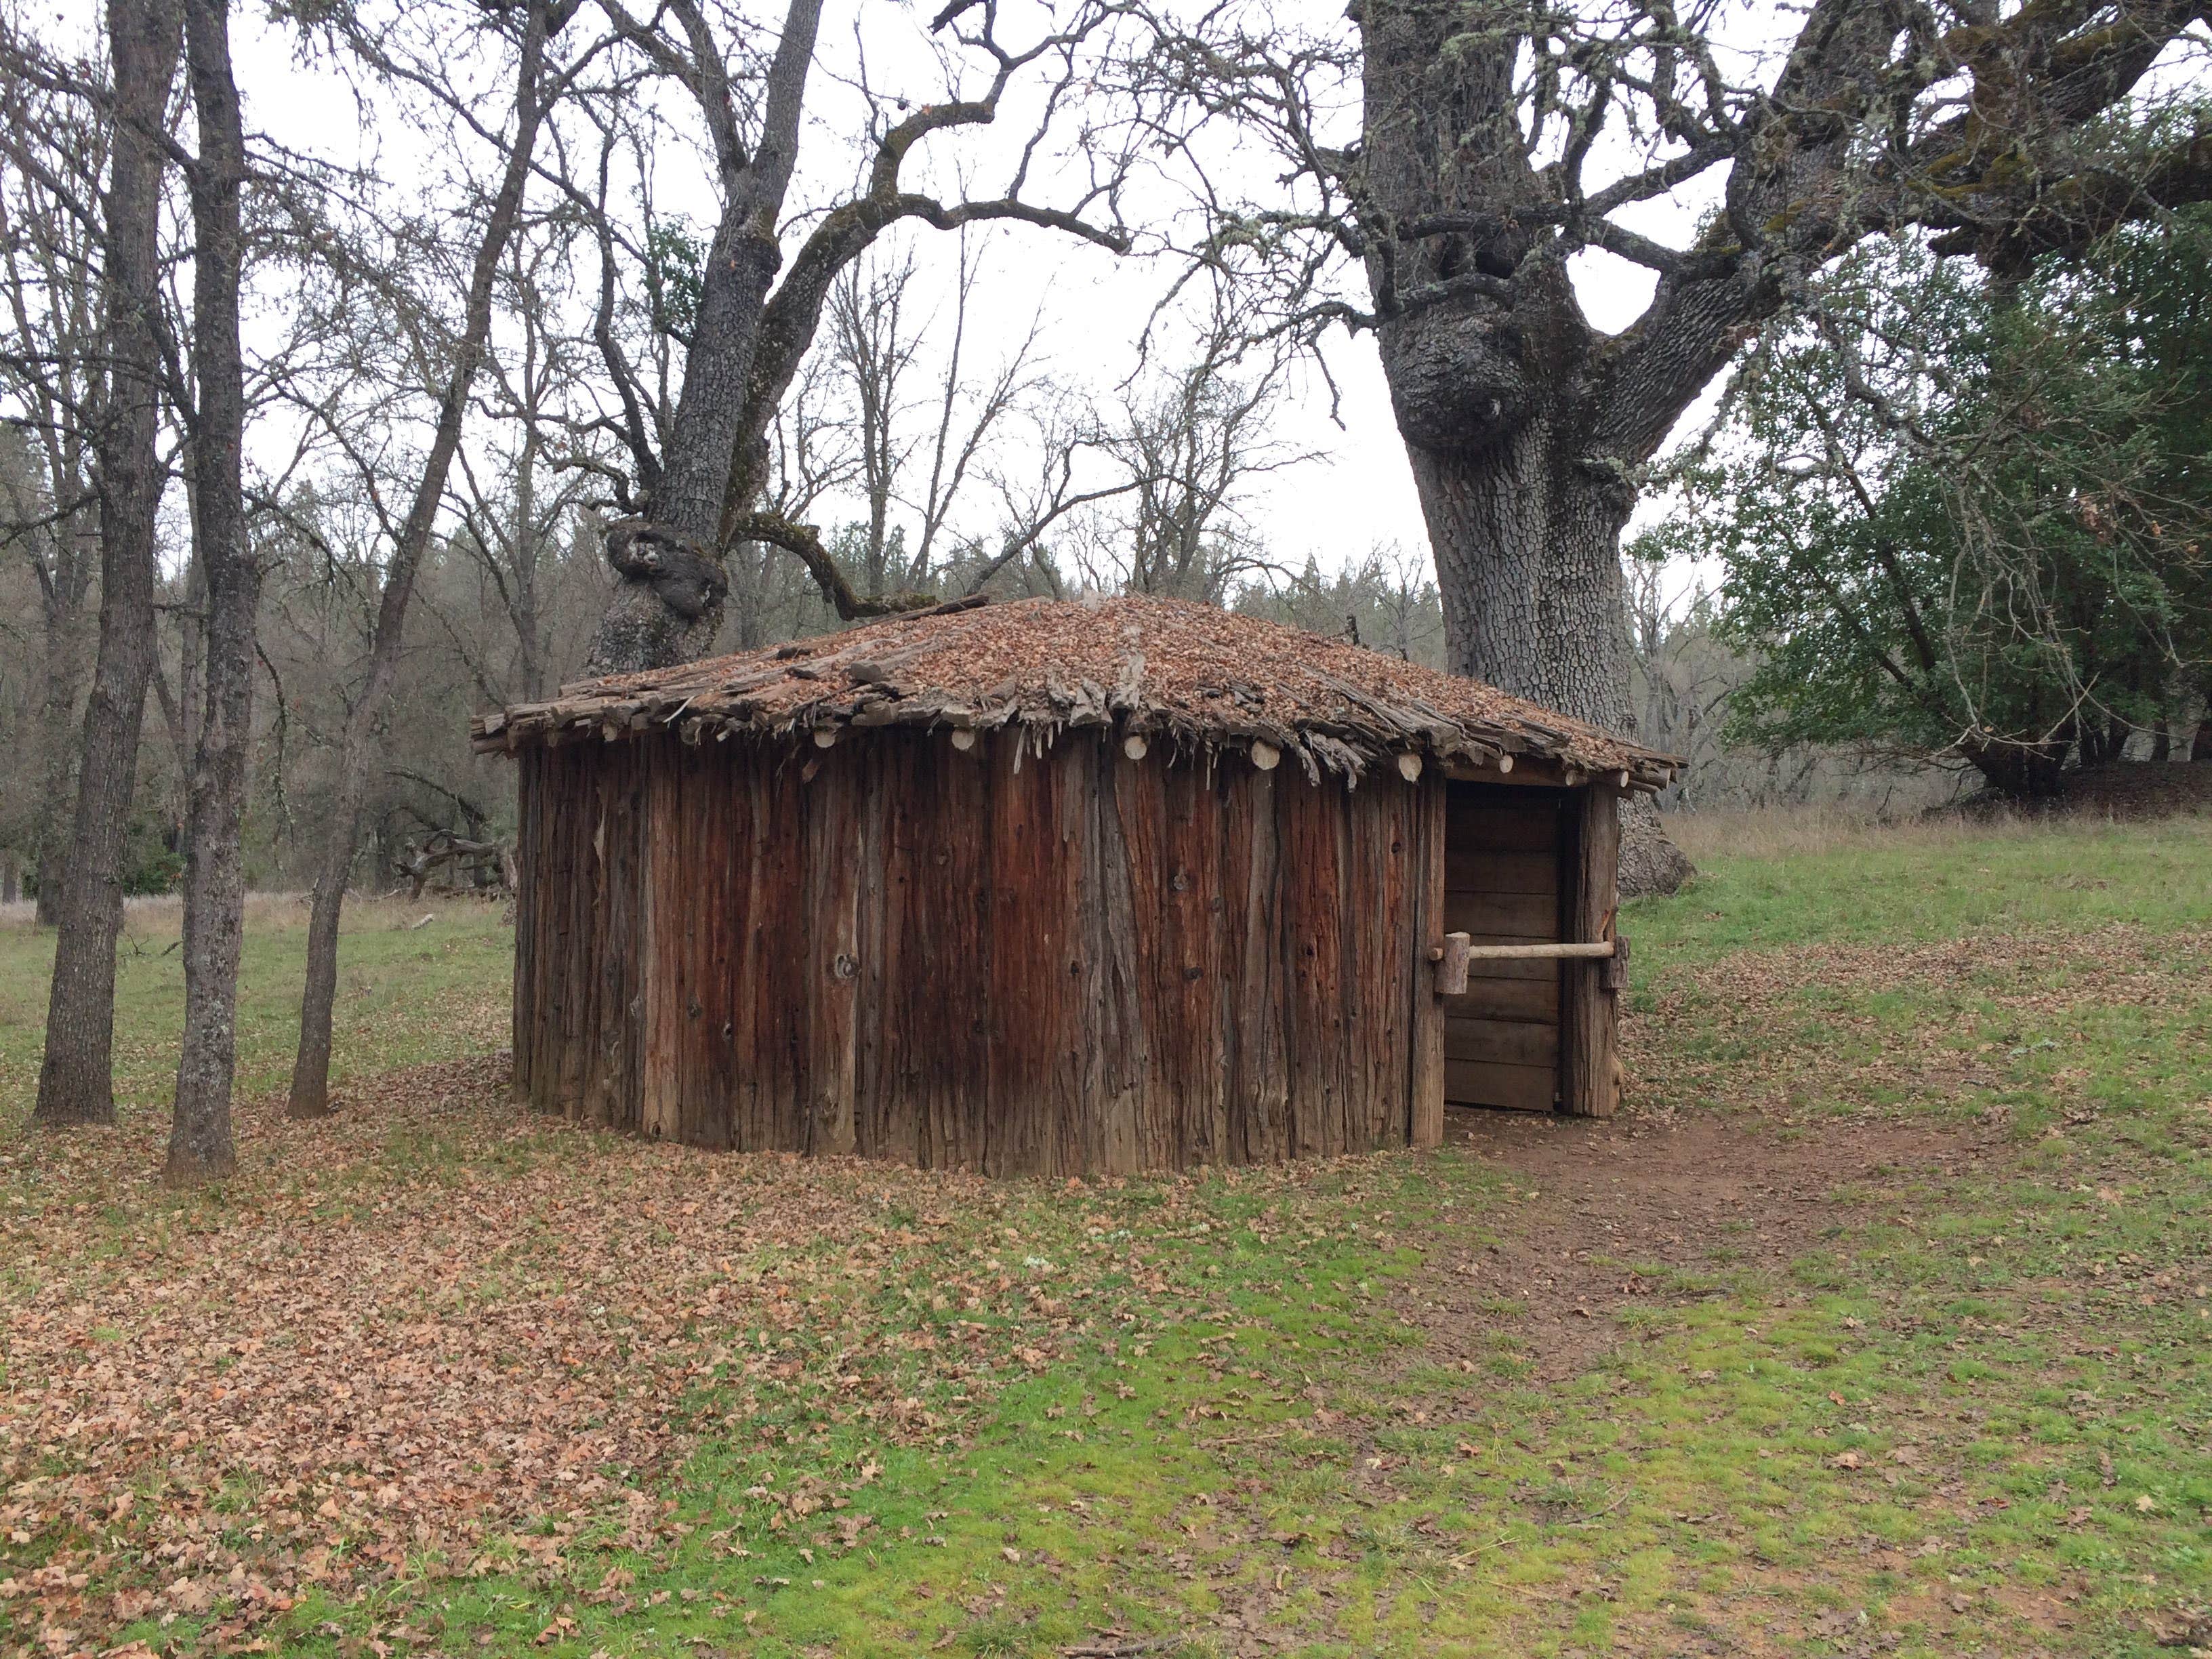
[639,745,680,1140]
[901,735,994,1169]
[1561,784,1620,1118]
[774,760,818,1150]
[724,763,766,1147]
[1278,769,1346,1159]
[561,745,597,1119]
[1092,742,1161,1174]
[849,752,884,1159]
[1055,739,1109,1178]
[575,747,607,1123]
[687,744,741,1149]
[857,733,978,1168]
[1327,787,1380,1159]
[591,742,650,1133]
[512,750,540,1105]
[1221,762,1288,1162]
[559,747,598,1120]
[537,747,581,1116]
[805,744,862,1156]
[1344,781,1412,1151]
[983,734,1084,1176]
[1141,757,1227,1168]
[1407,777,1446,1148]
[661,743,733,1147]
[855,737,910,1164]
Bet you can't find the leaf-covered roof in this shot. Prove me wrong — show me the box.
[472,594,1680,789]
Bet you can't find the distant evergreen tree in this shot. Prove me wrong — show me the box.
[1650,210,2212,798]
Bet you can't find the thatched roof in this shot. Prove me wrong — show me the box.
[470,594,1681,791]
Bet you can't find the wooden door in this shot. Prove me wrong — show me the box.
[1441,782,1563,1111]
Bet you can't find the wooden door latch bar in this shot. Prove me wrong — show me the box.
[1429,933,1628,998]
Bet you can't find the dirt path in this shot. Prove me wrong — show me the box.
[1405,1105,1993,1380]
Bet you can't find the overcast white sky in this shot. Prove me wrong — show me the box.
[203,0,1740,598]
[45,0,2210,609]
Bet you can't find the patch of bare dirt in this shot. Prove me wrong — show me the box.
[1404,1108,1990,1379]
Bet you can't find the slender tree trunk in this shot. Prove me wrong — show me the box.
[167,0,251,1185]
[32,0,182,1128]
[512,428,546,699]
[288,2,553,1119]
[32,592,81,925]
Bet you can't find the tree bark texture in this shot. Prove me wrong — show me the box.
[1392,382,1695,896]
[511,729,1448,1176]
[32,0,182,1128]
[1559,782,1620,1119]
[1352,0,1816,897]
[288,1,555,1120]
[167,0,252,1185]
[32,581,87,924]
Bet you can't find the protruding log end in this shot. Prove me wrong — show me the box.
[812,727,838,749]
[949,728,977,752]
[1435,930,1473,998]
[1396,752,1423,782]
[1600,931,1632,991]
[1123,733,1149,761]
[1250,739,1281,773]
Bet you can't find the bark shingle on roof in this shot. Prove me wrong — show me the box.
[471,594,1680,790]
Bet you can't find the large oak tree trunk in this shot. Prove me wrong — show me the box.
[1412,422,1635,726]
[31,0,182,1128]
[1408,425,1694,897]
[167,0,251,1185]
[1359,0,1690,895]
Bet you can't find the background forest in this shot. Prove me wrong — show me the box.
[3,0,2209,1176]
[20,186,2210,903]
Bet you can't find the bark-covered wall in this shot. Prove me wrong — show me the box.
[512,727,1448,1176]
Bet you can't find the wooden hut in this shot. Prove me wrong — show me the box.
[472,596,1679,1176]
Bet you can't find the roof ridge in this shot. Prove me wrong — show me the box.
[475,594,1683,791]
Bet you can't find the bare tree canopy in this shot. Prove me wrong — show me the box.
[561,0,1150,673]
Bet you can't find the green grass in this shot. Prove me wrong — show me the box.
[0,895,510,1111]
[1637,812,2212,962]
[4,815,2210,1657]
